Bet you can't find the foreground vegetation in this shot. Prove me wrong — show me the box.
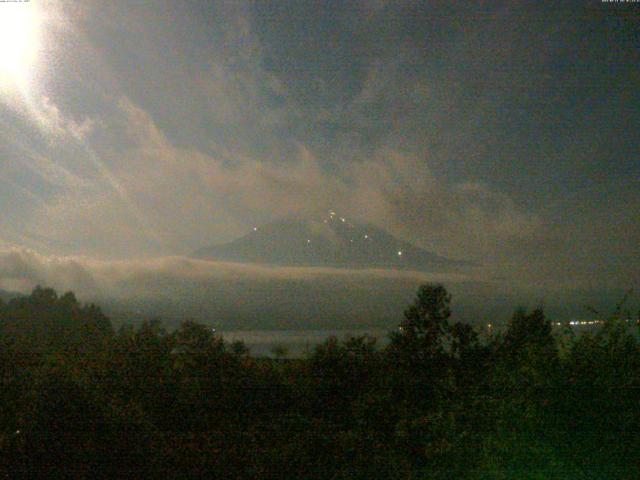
[0,285,639,479]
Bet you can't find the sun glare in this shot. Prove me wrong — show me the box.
[0,2,42,92]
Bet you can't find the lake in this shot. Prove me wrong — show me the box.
[220,328,391,357]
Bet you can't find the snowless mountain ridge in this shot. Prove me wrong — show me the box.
[193,211,468,271]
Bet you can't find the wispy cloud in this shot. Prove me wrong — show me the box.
[0,0,635,295]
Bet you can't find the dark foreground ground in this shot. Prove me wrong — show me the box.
[1,285,639,479]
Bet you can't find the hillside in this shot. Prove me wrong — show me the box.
[193,212,467,271]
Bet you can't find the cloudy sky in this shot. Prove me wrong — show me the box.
[0,0,638,297]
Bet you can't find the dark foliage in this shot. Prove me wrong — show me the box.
[0,284,638,478]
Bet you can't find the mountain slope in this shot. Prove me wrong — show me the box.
[193,213,467,271]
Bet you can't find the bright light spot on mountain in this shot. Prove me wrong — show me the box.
[397,251,402,256]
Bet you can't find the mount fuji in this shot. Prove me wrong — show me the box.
[193,212,467,271]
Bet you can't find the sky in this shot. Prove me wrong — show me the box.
[0,0,638,306]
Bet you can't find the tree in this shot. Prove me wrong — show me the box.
[271,343,289,360]
[230,340,249,356]
[502,308,554,353]
[390,284,452,363]
[0,286,113,357]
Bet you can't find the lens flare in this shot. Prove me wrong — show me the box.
[0,1,42,94]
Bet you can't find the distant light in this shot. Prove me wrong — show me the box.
[340,217,346,222]
[253,227,257,231]
[397,250,402,256]
[350,239,353,243]
[364,234,368,239]
[15,430,20,434]
[307,239,311,244]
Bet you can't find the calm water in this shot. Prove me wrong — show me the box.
[219,321,636,357]
[220,328,391,357]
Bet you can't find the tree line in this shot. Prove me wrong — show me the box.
[0,284,639,479]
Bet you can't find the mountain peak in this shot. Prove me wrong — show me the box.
[193,212,465,271]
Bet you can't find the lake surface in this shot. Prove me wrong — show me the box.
[219,321,634,357]
[220,328,391,357]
